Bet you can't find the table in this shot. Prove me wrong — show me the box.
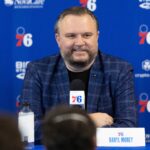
[33,144,150,150]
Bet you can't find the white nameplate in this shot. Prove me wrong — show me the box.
[96,128,145,147]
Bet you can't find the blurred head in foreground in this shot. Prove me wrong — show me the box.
[42,106,96,150]
[0,114,23,150]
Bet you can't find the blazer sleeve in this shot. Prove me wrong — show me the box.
[111,62,137,127]
[20,62,43,143]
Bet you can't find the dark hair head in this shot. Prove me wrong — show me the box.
[42,106,96,150]
[0,114,23,150]
[55,6,99,33]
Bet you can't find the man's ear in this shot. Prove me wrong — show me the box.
[55,33,60,47]
[97,30,100,40]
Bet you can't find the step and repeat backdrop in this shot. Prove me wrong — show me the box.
[0,0,150,143]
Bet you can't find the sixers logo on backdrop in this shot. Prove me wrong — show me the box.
[79,0,88,7]
[139,93,150,113]
[79,0,97,12]
[139,0,150,9]
[15,61,30,80]
[16,26,33,48]
[139,24,150,45]
[4,0,45,9]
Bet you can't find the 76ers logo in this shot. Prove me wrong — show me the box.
[16,26,33,47]
[139,93,150,113]
[70,91,85,105]
[79,0,97,11]
[139,24,150,45]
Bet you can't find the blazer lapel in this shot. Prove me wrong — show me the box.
[87,53,104,112]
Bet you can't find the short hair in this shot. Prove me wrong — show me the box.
[42,106,96,150]
[54,6,99,33]
[0,114,23,150]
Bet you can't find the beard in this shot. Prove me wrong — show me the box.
[61,48,97,70]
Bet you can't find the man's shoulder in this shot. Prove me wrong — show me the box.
[100,52,132,67]
[28,54,61,68]
[31,54,60,64]
[25,54,63,75]
[98,52,133,73]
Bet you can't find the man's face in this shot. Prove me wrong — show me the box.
[55,14,99,71]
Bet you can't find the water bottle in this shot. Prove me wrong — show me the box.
[18,102,34,149]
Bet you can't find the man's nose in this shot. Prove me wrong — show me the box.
[74,36,85,46]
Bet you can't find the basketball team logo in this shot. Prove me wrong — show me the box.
[16,26,33,48]
[139,24,150,45]
[80,0,88,7]
[139,93,150,113]
[79,0,97,11]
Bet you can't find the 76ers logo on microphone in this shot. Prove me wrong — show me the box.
[70,91,85,105]
[16,26,33,47]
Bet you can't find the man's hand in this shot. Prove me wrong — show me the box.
[89,113,113,127]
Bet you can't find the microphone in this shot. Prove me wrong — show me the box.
[69,79,85,109]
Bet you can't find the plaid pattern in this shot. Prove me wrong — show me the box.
[21,51,137,142]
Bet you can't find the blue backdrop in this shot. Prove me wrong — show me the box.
[0,0,150,143]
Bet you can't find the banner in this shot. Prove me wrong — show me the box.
[0,0,150,143]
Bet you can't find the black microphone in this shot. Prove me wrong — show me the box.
[70,79,85,91]
[69,79,85,109]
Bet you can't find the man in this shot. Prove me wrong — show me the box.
[0,114,23,150]
[42,106,96,150]
[21,6,137,143]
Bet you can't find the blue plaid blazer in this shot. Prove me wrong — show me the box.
[21,51,137,142]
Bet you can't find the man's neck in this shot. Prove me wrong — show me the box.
[65,58,95,72]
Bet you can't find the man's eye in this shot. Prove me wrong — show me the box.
[66,34,76,38]
[83,33,92,38]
